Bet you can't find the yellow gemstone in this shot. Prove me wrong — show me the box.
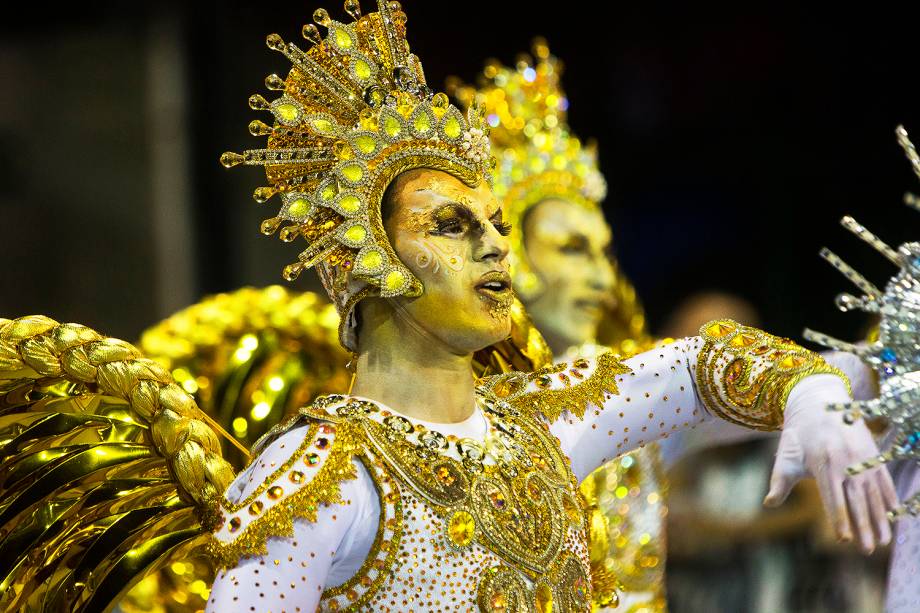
[490,592,507,611]
[339,194,361,214]
[274,103,300,122]
[431,92,449,109]
[360,250,383,271]
[288,197,309,217]
[443,116,461,139]
[385,270,405,291]
[320,184,336,201]
[354,59,371,80]
[535,584,553,613]
[413,111,432,133]
[333,27,353,48]
[534,375,552,389]
[383,114,402,138]
[354,134,377,154]
[341,164,363,182]
[267,486,284,500]
[729,333,757,347]
[312,118,334,133]
[778,355,806,368]
[249,501,263,516]
[228,516,241,532]
[289,471,304,484]
[706,322,735,338]
[447,511,475,546]
[435,466,455,485]
[344,225,367,244]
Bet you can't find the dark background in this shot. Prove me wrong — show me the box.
[1,1,919,343]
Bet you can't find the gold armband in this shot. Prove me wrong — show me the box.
[696,319,850,431]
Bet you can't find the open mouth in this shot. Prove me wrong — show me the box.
[475,270,513,303]
[574,297,608,316]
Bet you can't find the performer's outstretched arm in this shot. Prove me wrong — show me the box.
[485,319,896,552]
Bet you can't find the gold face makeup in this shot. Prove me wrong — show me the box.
[382,168,514,354]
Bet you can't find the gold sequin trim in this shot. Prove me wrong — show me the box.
[222,423,319,513]
[208,419,361,569]
[486,351,631,421]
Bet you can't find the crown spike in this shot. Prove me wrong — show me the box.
[248,94,271,111]
[302,24,322,44]
[264,74,286,91]
[896,124,920,182]
[802,328,862,353]
[248,120,274,137]
[220,151,246,168]
[266,33,286,53]
[834,292,879,313]
[377,0,408,70]
[819,247,881,298]
[313,8,332,28]
[344,0,362,19]
[840,216,901,266]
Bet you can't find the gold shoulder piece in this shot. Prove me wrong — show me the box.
[483,352,632,422]
[208,411,362,569]
[696,319,851,431]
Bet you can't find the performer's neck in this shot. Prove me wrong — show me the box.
[350,301,477,425]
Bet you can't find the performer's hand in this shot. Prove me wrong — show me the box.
[763,374,898,553]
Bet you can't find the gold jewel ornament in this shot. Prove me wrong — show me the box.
[449,38,606,300]
[221,0,493,350]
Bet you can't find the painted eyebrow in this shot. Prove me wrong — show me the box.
[433,201,477,222]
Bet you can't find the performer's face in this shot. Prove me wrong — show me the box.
[521,198,614,351]
[383,169,514,353]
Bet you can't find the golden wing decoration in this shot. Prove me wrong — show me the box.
[121,286,349,612]
[0,315,234,613]
[138,286,350,470]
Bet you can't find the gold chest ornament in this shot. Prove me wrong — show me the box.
[304,393,594,612]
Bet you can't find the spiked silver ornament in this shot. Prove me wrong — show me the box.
[807,125,920,519]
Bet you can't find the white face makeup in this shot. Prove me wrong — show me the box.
[382,168,515,354]
[520,198,615,353]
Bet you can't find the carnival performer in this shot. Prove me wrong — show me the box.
[448,42,668,611]
[205,2,895,611]
[450,41,888,612]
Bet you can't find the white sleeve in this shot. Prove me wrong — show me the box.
[550,337,708,481]
[206,421,378,612]
[487,320,850,482]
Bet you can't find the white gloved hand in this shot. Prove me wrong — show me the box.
[763,373,897,553]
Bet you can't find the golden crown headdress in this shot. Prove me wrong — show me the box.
[450,39,606,299]
[221,0,492,349]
